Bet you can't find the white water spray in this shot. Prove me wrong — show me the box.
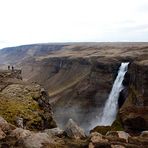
[99,62,129,126]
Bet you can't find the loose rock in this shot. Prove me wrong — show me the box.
[140,131,148,138]
[15,117,24,128]
[44,127,64,137]
[0,128,6,140]
[0,116,15,132]
[106,131,130,142]
[10,128,31,139]
[20,132,55,148]
[65,119,86,139]
[90,132,108,143]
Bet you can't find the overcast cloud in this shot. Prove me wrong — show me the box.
[0,0,148,49]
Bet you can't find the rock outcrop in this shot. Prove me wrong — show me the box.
[106,131,130,142]
[119,62,148,133]
[0,69,56,130]
[140,131,148,138]
[18,132,55,148]
[44,127,64,137]
[65,119,86,139]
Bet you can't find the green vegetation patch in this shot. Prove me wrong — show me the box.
[0,93,43,130]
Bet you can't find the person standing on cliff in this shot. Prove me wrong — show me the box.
[12,66,14,71]
[8,65,10,70]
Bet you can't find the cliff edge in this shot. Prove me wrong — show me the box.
[0,69,56,130]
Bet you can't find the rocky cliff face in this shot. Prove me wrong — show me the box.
[0,69,56,130]
[120,61,148,133]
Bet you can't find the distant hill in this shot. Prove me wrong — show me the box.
[0,43,67,64]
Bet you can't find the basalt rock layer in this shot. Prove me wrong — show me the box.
[120,62,148,133]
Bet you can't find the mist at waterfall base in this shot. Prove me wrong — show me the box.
[89,62,129,129]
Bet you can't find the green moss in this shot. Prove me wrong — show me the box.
[0,95,42,130]
[90,126,111,135]
[111,115,124,131]
[90,114,124,135]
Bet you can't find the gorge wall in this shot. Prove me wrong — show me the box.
[20,57,121,131]
[120,61,148,133]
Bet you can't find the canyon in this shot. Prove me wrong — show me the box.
[0,42,147,147]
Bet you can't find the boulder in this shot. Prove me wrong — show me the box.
[140,131,148,138]
[65,119,86,139]
[44,127,64,137]
[0,128,6,140]
[10,128,31,139]
[89,142,94,148]
[90,126,111,135]
[0,116,15,132]
[15,117,24,128]
[90,132,108,143]
[89,132,110,148]
[19,132,55,148]
[0,116,10,132]
[106,131,130,142]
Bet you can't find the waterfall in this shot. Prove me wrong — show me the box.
[99,62,129,126]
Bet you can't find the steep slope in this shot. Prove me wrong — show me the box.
[119,61,148,133]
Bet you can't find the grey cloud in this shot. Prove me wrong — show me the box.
[119,24,148,32]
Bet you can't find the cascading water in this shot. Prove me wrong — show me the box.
[99,62,129,126]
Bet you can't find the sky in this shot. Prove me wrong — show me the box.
[0,0,148,49]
